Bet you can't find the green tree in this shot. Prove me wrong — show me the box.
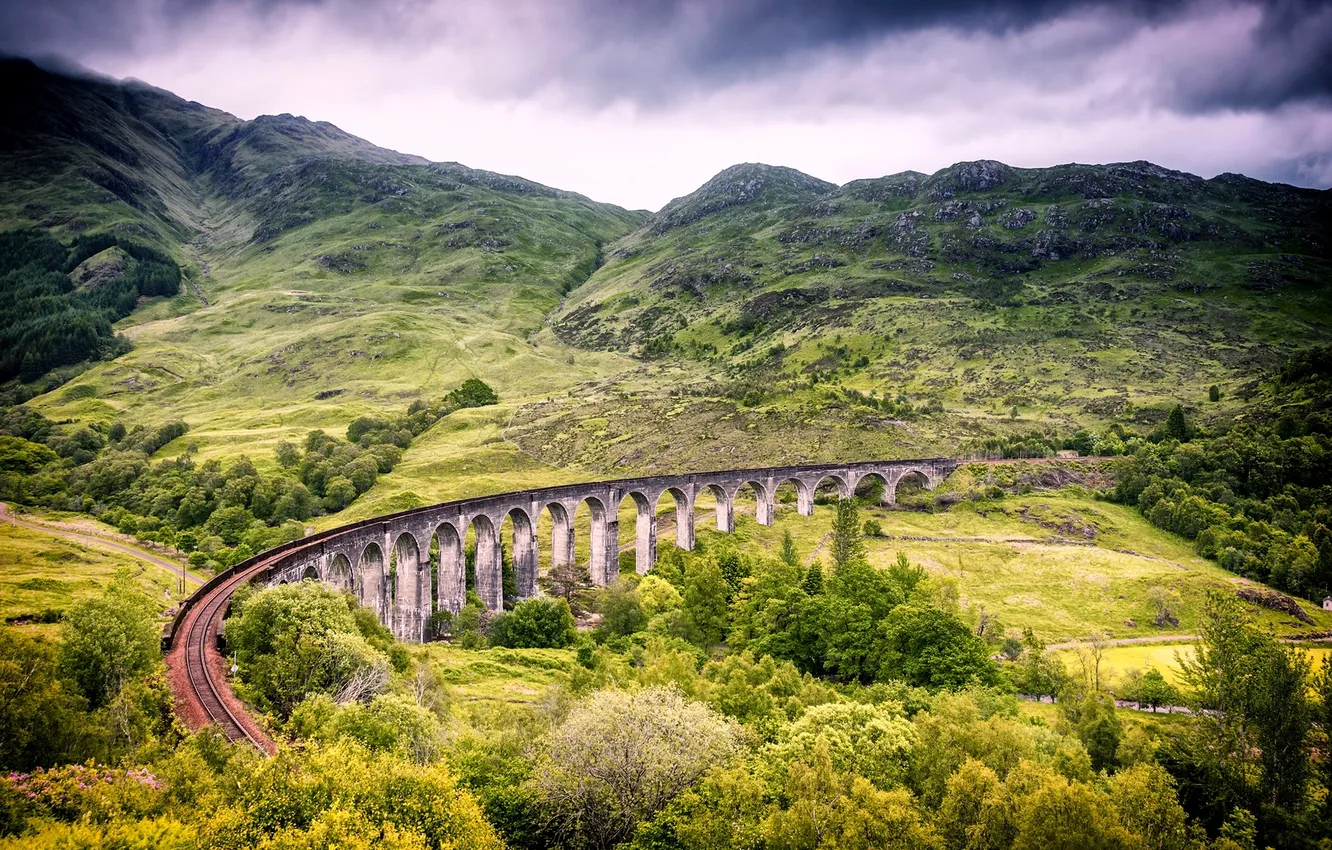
[533,686,743,849]
[682,557,730,646]
[223,582,390,715]
[1177,590,1311,843]
[779,529,799,568]
[887,552,927,597]
[938,758,1015,850]
[203,505,256,546]
[322,476,357,511]
[1136,668,1178,711]
[205,741,504,849]
[58,570,159,708]
[1164,405,1192,442]
[1009,766,1132,850]
[489,597,577,648]
[274,440,300,468]
[636,574,683,617]
[345,455,379,494]
[768,701,916,790]
[1057,689,1122,773]
[540,560,596,617]
[597,577,648,639]
[304,692,447,764]
[821,558,902,683]
[802,562,824,596]
[880,603,1000,690]
[0,630,88,769]
[830,498,866,571]
[1109,763,1199,850]
[1209,385,1221,402]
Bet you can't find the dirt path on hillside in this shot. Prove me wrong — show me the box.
[0,503,205,586]
[1045,634,1200,651]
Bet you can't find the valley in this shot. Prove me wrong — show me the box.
[2,57,1331,850]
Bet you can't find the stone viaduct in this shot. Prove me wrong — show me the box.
[259,458,957,643]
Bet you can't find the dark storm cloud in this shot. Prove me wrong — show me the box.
[4,0,1331,112]
[1167,0,1332,109]
[2,0,1331,196]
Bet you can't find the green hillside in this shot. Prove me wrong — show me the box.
[0,59,644,487]
[4,60,1330,481]
[537,161,1332,468]
[1,59,1330,604]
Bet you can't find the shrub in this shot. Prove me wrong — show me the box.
[58,571,159,709]
[533,687,743,848]
[223,582,390,715]
[488,597,577,649]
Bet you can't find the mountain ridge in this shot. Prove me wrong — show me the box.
[1,57,1330,487]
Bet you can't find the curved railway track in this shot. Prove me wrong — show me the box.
[167,557,274,752]
[176,565,273,752]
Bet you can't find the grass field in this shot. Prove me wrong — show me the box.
[1056,643,1332,690]
[689,490,1331,643]
[0,520,186,631]
[418,644,576,706]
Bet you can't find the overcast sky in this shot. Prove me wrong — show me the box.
[3,0,1331,209]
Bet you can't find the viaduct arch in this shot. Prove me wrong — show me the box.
[250,458,957,642]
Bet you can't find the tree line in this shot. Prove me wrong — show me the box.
[0,379,497,579]
[0,228,182,384]
[1110,350,1332,602]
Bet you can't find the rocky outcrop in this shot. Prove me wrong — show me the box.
[649,163,836,235]
[70,246,129,288]
[1236,586,1315,624]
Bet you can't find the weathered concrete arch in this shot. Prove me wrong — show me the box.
[578,496,615,586]
[850,471,890,505]
[655,487,694,552]
[890,468,932,502]
[470,514,502,612]
[622,491,656,576]
[506,506,538,602]
[392,531,429,643]
[700,482,734,533]
[301,565,318,581]
[545,501,575,572]
[813,473,852,500]
[776,478,814,516]
[327,553,352,592]
[731,480,774,527]
[357,541,387,623]
[435,522,465,614]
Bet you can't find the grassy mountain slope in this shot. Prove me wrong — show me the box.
[0,60,644,511]
[527,160,1332,470]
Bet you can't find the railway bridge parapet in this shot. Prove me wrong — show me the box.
[254,457,957,642]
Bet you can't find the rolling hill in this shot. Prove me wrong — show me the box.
[531,160,1332,469]
[1,57,1329,498]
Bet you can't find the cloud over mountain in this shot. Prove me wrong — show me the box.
[2,0,1330,207]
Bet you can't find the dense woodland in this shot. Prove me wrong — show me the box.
[0,228,181,385]
[0,379,497,580]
